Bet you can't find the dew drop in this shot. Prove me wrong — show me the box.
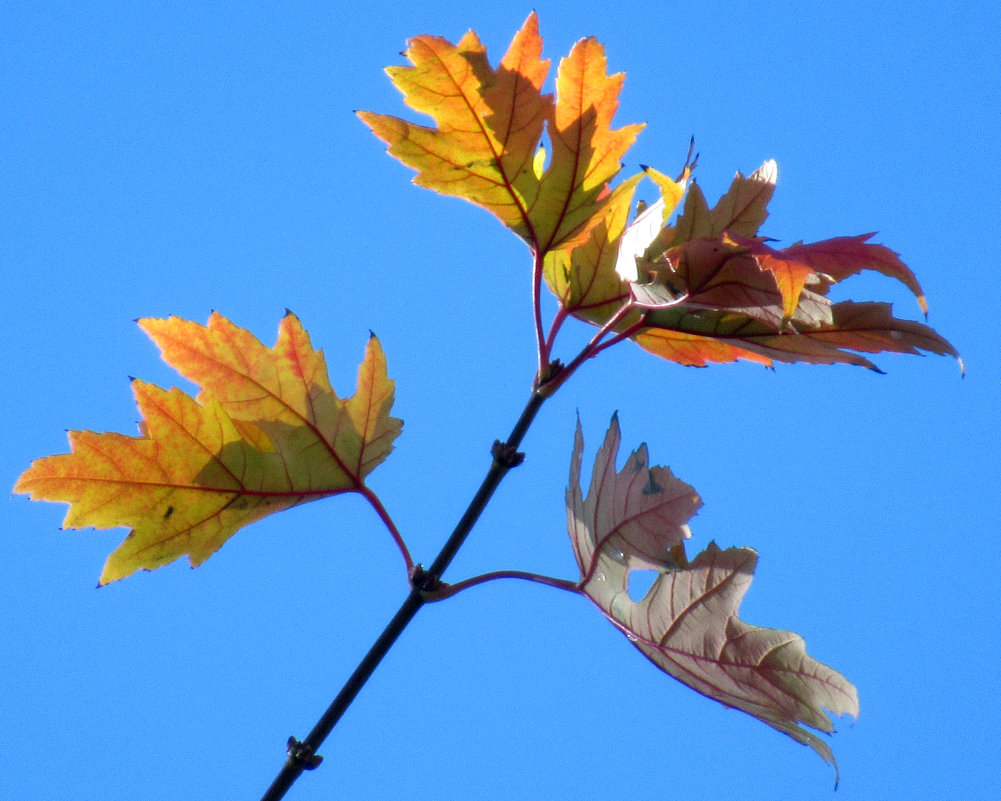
[595,571,606,582]
[609,548,626,564]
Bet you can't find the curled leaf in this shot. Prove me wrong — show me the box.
[567,417,859,771]
[614,162,960,370]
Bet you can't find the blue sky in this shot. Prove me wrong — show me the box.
[3,2,998,799]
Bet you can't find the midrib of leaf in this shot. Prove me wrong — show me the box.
[427,43,540,248]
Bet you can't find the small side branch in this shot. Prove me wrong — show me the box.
[426,570,580,601]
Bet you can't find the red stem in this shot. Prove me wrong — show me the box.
[542,303,647,395]
[359,486,413,574]
[427,569,580,601]
[532,249,549,376]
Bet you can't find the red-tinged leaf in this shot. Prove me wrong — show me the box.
[755,300,961,367]
[783,234,928,314]
[665,160,777,245]
[576,155,961,371]
[717,233,826,324]
[660,237,832,329]
[14,313,402,584]
[710,159,778,235]
[567,415,701,583]
[669,180,714,244]
[568,418,858,771]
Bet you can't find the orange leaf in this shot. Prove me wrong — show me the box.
[14,313,402,584]
[532,34,644,253]
[636,300,959,370]
[568,417,858,772]
[358,12,642,256]
[634,326,774,368]
[356,14,551,243]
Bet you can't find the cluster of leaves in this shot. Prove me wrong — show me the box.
[16,11,958,786]
[358,12,957,377]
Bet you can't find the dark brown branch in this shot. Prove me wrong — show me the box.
[259,388,548,801]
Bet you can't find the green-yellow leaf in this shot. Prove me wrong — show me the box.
[14,313,402,584]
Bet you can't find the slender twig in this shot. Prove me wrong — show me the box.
[259,389,548,801]
[539,301,642,396]
[543,304,570,357]
[426,569,580,601]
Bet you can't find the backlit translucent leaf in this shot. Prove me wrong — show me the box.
[543,176,639,325]
[15,313,401,584]
[358,12,642,256]
[613,162,960,370]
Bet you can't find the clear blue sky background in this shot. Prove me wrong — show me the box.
[3,2,998,799]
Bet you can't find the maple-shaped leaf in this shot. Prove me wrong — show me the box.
[600,161,961,370]
[358,12,643,256]
[567,417,859,770]
[15,312,402,584]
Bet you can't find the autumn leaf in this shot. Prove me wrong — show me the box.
[358,12,643,256]
[567,416,859,771]
[604,161,961,370]
[361,16,956,374]
[14,312,402,584]
[542,175,639,325]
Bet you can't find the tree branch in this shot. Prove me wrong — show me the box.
[259,388,548,801]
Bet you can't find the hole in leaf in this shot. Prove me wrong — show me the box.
[626,569,659,602]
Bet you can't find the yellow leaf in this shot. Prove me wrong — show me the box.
[358,12,642,256]
[15,313,402,584]
[543,175,640,324]
[357,13,551,241]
